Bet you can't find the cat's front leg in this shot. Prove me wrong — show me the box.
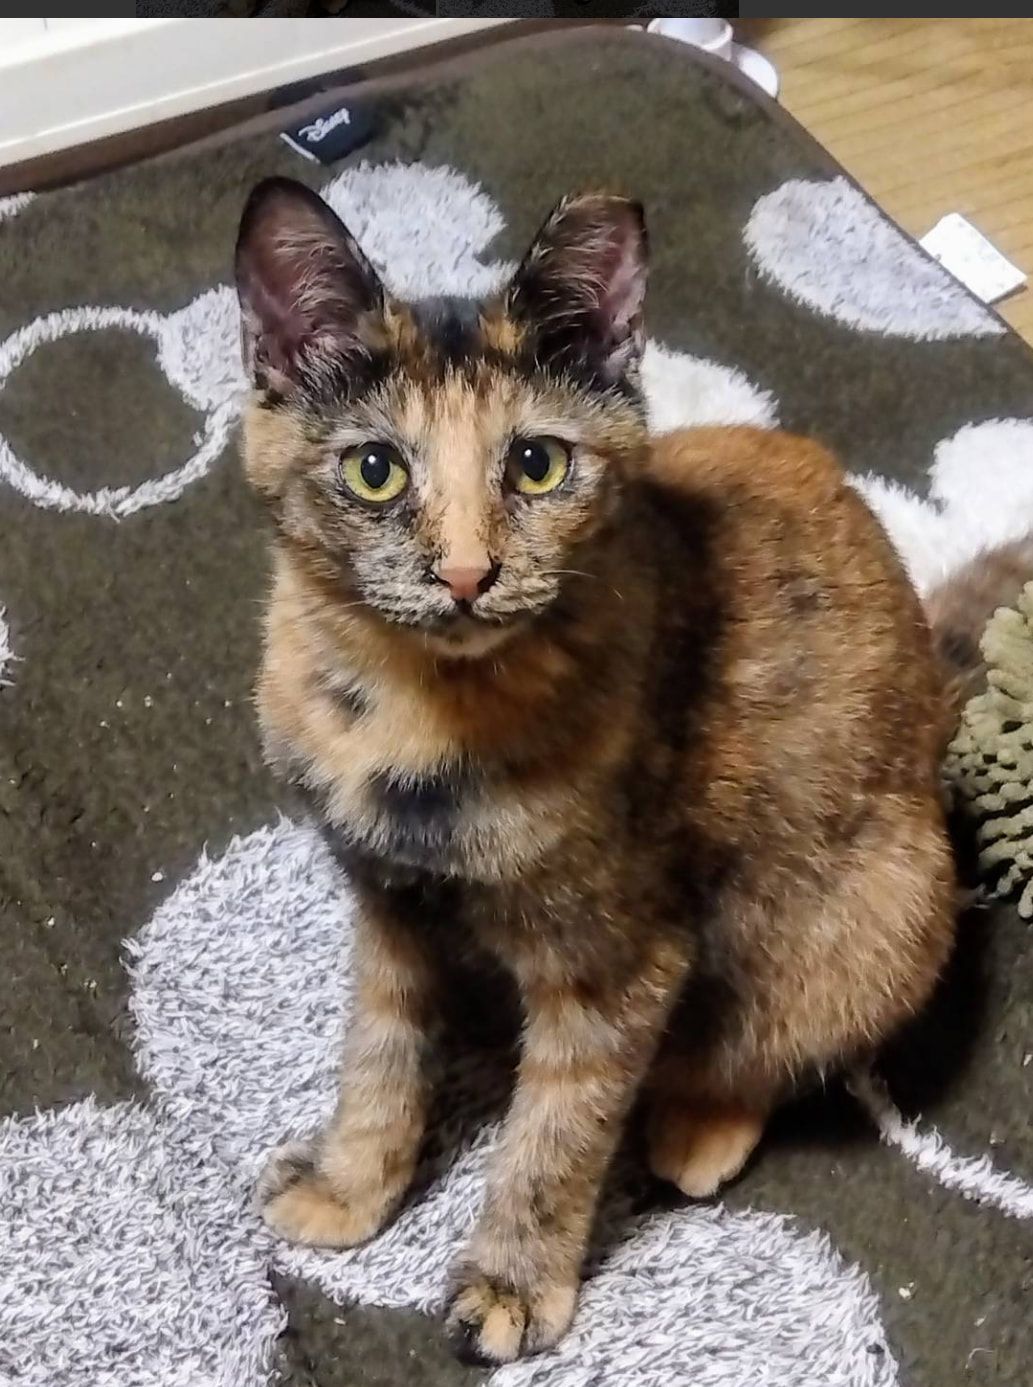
[258,880,440,1248]
[446,939,688,1364]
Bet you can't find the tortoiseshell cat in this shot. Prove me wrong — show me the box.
[234,179,958,1364]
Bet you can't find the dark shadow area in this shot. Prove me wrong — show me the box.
[271,1271,488,1386]
[878,908,993,1113]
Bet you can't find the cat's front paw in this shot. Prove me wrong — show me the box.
[445,1268,577,1365]
[255,1140,393,1248]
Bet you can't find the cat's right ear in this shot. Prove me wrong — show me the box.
[235,177,386,401]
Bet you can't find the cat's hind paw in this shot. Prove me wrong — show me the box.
[648,1101,765,1198]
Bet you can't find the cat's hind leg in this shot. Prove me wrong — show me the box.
[647,798,955,1198]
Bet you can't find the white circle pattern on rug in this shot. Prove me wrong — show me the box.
[851,418,1033,596]
[321,161,516,300]
[129,819,350,1168]
[0,299,243,519]
[744,176,1004,339]
[0,606,13,685]
[0,1097,284,1387]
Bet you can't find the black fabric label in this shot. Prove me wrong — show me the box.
[280,104,378,166]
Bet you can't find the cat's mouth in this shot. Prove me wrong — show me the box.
[420,607,527,658]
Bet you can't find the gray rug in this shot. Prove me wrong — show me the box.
[1,27,1032,1387]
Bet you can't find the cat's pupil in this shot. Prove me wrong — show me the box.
[360,450,391,490]
[520,443,550,483]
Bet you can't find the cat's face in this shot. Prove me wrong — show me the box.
[235,178,649,658]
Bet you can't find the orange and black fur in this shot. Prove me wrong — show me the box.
[235,179,959,1364]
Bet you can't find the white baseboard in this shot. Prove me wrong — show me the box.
[0,17,513,171]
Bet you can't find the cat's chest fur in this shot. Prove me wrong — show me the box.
[338,737,572,883]
[358,761,485,875]
[262,656,575,884]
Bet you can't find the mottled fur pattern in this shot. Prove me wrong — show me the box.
[236,179,959,1365]
[926,534,1033,714]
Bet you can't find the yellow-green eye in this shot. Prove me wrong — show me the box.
[508,436,571,496]
[340,444,408,504]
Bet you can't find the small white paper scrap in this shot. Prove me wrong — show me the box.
[920,213,1026,305]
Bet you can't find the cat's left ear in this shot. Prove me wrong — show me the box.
[507,192,648,388]
[235,177,386,401]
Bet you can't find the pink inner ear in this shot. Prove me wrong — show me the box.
[238,223,329,385]
[256,270,307,349]
[246,265,315,376]
[237,182,386,392]
[600,229,647,337]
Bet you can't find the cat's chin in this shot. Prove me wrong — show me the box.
[420,615,525,661]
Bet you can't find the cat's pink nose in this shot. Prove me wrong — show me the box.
[435,563,495,603]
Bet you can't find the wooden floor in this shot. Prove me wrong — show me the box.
[741,17,1033,346]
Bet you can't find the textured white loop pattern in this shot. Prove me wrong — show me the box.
[0,298,244,519]
[0,1098,283,1387]
[0,192,34,223]
[494,1207,898,1387]
[128,818,501,1311]
[852,418,1033,596]
[745,176,1004,339]
[128,818,351,1168]
[0,606,13,685]
[851,1072,1033,1222]
[321,161,516,299]
[642,342,778,431]
[158,286,247,414]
